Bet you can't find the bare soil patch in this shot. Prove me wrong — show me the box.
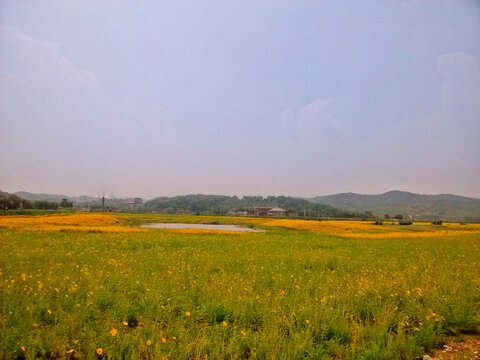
[423,335,480,359]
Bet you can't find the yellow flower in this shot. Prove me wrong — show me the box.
[222,321,228,326]
[146,340,152,346]
[185,311,191,317]
[21,346,26,352]
[122,321,129,326]
[21,273,26,281]
[67,349,74,354]
[96,348,103,355]
[110,328,117,336]
[241,331,246,336]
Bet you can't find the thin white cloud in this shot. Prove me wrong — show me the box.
[0,24,100,88]
[281,97,339,132]
[394,52,480,165]
[437,52,480,110]
[298,97,332,127]
[280,108,295,129]
[0,24,176,197]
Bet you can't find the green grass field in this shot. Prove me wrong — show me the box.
[1,214,479,359]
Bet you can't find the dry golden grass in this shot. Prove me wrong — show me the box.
[32,225,146,233]
[0,214,141,233]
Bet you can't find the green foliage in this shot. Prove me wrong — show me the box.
[144,194,369,218]
[0,191,62,210]
[399,220,413,225]
[126,310,139,327]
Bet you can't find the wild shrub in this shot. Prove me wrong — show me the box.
[209,306,233,325]
[126,310,138,327]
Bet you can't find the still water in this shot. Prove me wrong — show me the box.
[141,223,263,232]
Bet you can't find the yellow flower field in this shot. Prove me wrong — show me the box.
[1,213,480,238]
[0,214,141,232]
[258,218,480,238]
[1,213,479,359]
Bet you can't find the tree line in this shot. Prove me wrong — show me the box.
[1,191,375,218]
[0,191,72,210]
[143,194,373,218]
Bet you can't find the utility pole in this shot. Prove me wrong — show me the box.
[102,196,105,213]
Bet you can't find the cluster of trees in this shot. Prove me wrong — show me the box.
[144,194,373,218]
[0,191,72,210]
[1,190,378,219]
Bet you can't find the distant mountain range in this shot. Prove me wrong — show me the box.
[14,191,98,203]
[7,190,480,221]
[310,190,480,222]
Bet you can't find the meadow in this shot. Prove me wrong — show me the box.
[1,214,479,359]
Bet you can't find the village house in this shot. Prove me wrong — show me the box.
[125,198,143,205]
[252,206,286,217]
[268,207,287,216]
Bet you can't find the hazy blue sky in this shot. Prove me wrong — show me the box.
[1,1,479,199]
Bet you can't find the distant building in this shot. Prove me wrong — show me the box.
[252,206,272,216]
[252,206,286,217]
[268,207,286,216]
[125,198,143,205]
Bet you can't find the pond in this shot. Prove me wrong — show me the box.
[141,223,263,232]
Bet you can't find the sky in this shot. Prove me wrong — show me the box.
[0,0,479,199]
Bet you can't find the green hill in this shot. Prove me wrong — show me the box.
[144,194,363,217]
[310,190,480,222]
[14,191,98,203]
[14,191,70,202]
